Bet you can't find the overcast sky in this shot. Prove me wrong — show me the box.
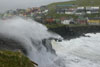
[0,0,69,13]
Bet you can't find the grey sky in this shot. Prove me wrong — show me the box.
[0,0,69,13]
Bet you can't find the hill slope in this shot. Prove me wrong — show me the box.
[47,0,100,18]
[48,0,100,7]
[0,50,37,67]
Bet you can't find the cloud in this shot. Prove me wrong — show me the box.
[0,0,68,13]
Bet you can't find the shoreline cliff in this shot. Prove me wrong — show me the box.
[49,25,100,39]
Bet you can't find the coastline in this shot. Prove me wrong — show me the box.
[48,25,100,39]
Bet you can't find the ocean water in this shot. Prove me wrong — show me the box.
[0,17,64,67]
[0,17,100,67]
[52,33,100,67]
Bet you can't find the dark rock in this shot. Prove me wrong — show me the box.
[49,25,100,39]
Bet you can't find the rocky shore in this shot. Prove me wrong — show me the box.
[49,25,100,39]
[0,36,38,67]
[0,25,100,67]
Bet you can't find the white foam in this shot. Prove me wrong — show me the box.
[0,17,62,67]
[52,33,100,67]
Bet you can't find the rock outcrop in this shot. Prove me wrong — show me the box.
[49,25,100,39]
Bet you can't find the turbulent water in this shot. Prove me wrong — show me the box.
[0,17,100,67]
[52,33,100,67]
[0,17,65,67]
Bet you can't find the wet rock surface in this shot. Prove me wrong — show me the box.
[0,36,28,55]
[49,25,100,39]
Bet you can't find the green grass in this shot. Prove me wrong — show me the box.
[46,13,78,19]
[0,50,36,67]
[47,1,76,16]
[45,24,66,28]
[76,0,100,6]
[47,0,100,18]
[48,1,75,7]
[45,24,89,28]
[48,0,100,7]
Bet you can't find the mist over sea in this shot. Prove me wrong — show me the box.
[0,17,100,67]
[52,33,100,67]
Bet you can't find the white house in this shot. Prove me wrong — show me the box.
[77,7,84,9]
[42,9,48,13]
[75,7,85,15]
[75,6,100,15]
[65,8,76,14]
[61,19,72,24]
[86,6,99,14]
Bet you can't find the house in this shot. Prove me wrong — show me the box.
[45,17,55,24]
[75,6,100,15]
[76,16,87,24]
[61,17,74,24]
[56,9,65,14]
[61,19,71,24]
[86,7,99,14]
[65,8,76,14]
[42,9,48,14]
[75,7,85,15]
[87,17,100,25]
[56,4,77,14]
[55,19,61,24]
[40,6,48,14]
[31,7,40,14]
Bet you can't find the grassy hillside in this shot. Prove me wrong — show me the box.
[48,0,100,7]
[76,0,100,6]
[0,50,37,67]
[47,0,100,18]
[48,1,75,7]
[47,1,76,17]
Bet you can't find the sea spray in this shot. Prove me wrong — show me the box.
[52,33,100,67]
[0,17,65,67]
[1,17,100,67]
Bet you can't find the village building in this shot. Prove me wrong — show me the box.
[60,17,74,24]
[54,19,61,24]
[65,8,76,14]
[75,7,85,15]
[45,18,54,24]
[31,7,40,14]
[75,6,100,15]
[40,6,48,14]
[56,5,100,15]
[87,17,100,25]
[76,16,87,24]
[56,4,77,14]
[56,9,65,14]
[86,7,99,14]
[61,19,71,24]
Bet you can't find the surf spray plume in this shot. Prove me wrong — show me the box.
[0,17,65,67]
